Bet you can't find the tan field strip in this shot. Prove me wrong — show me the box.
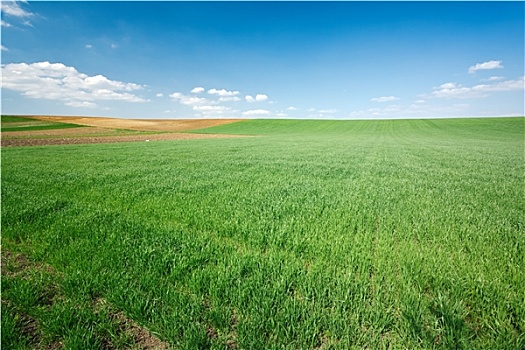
[2,116,247,147]
[28,116,243,132]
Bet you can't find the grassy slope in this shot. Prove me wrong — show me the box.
[1,115,85,132]
[2,118,524,349]
[1,116,32,123]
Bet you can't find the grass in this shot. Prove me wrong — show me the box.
[1,117,524,349]
[1,115,85,132]
[1,116,32,123]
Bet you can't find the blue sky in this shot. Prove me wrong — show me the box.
[1,1,524,119]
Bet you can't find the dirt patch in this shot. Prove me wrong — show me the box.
[2,249,172,349]
[27,115,244,132]
[1,250,57,278]
[94,298,170,350]
[17,312,42,347]
[3,127,117,138]
[1,132,248,147]
[1,250,63,349]
[2,116,248,146]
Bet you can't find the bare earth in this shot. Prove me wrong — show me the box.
[29,116,243,132]
[2,116,246,147]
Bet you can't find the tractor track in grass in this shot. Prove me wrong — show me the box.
[1,250,172,349]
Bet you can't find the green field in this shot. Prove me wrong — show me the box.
[1,115,86,132]
[2,117,524,349]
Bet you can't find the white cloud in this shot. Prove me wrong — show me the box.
[318,109,338,114]
[468,60,503,74]
[472,77,525,92]
[193,105,229,113]
[430,77,524,99]
[1,1,33,18]
[255,94,268,102]
[218,96,241,102]
[192,105,236,117]
[191,87,205,94]
[286,106,298,111]
[193,105,222,112]
[65,101,97,108]
[1,1,35,27]
[1,45,8,51]
[156,93,164,97]
[430,82,473,99]
[170,92,209,106]
[1,61,147,108]
[246,93,268,102]
[371,96,400,102]
[484,76,505,82]
[208,88,239,97]
[85,44,93,49]
[243,109,271,116]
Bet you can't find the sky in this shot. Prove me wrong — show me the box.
[1,1,524,119]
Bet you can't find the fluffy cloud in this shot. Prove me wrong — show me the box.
[172,87,243,107]
[170,92,208,106]
[1,20,12,27]
[371,96,400,102]
[242,109,271,116]
[255,94,268,102]
[286,106,298,111]
[1,61,147,108]
[245,94,268,103]
[191,87,205,94]
[468,60,503,74]
[430,82,473,99]
[218,96,241,102]
[430,77,524,99]
[192,105,236,117]
[1,45,8,51]
[208,88,239,97]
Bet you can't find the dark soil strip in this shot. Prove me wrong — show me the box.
[1,133,247,147]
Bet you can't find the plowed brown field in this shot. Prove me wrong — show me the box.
[29,116,243,132]
[2,116,246,147]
